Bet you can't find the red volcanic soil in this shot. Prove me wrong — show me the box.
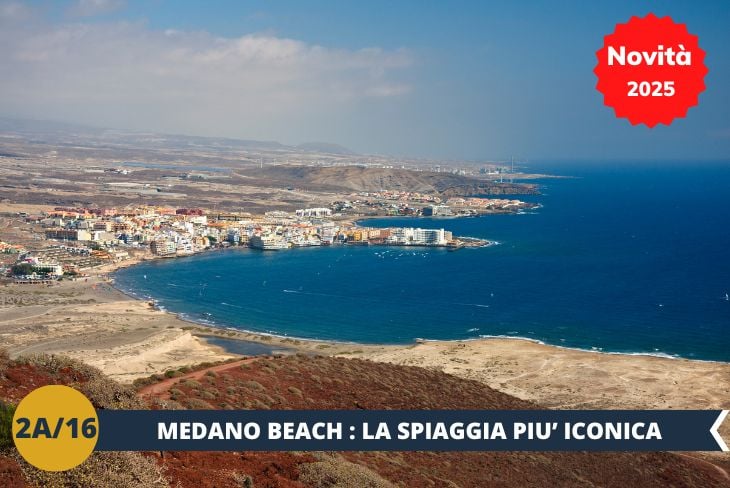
[0,351,727,487]
[142,355,730,488]
[156,451,316,488]
[0,456,26,488]
[0,354,97,488]
[138,357,256,399]
[0,361,91,404]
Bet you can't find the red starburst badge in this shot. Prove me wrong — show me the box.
[594,13,708,127]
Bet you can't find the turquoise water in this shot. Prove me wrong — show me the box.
[114,163,730,361]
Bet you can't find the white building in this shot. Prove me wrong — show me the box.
[150,240,177,256]
[412,228,447,245]
[296,208,332,218]
[387,227,447,246]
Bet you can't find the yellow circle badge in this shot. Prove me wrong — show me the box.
[12,385,98,471]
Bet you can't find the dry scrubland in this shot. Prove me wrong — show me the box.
[0,351,729,487]
[0,351,165,487]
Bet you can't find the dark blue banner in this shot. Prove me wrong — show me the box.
[95,409,729,452]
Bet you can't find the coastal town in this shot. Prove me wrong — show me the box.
[0,195,536,281]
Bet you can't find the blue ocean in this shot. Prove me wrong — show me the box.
[113,163,730,362]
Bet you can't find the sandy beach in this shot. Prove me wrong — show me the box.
[1,264,728,449]
[0,253,393,381]
[1,265,728,408]
[343,339,730,410]
[344,339,730,466]
[0,274,236,383]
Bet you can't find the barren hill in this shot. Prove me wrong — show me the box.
[1,352,727,487]
[240,165,538,196]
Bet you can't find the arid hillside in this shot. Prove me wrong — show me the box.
[239,165,538,196]
[1,352,728,487]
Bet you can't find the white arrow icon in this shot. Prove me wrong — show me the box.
[710,410,728,452]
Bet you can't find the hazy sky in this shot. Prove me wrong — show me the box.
[1,0,728,161]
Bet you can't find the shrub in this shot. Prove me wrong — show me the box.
[181,379,202,389]
[185,398,213,409]
[82,377,145,409]
[169,388,185,399]
[0,401,16,449]
[160,399,184,410]
[132,375,161,389]
[260,394,276,405]
[243,380,264,391]
[21,354,92,378]
[13,450,168,487]
[253,399,270,410]
[299,454,395,488]
[200,390,217,400]
[233,472,254,488]
[149,398,183,410]
[0,348,9,362]
[15,354,143,409]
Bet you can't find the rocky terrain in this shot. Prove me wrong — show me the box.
[1,351,728,487]
[239,165,537,196]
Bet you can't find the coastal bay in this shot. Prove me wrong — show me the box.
[1,265,727,413]
[2,260,727,459]
[2,163,728,460]
[1,270,728,460]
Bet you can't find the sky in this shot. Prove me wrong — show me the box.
[0,0,728,161]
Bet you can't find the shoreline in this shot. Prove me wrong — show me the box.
[2,258,729,447]
[2,254,729,422]
[100,256,730,441]
[105,258,729,443]
[112,257,727,364]
[84,268,730,416]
